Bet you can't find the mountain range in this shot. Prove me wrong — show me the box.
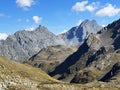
[49,18,120,84]
[0,18,120,90]
[0,25,65,61]
[0,20,100,62]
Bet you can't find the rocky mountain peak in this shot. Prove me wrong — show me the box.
[35,25,48,32]
[80,19,97,26]
[50,18,120,83]
[58,19,102,46]
[0,25,65,62]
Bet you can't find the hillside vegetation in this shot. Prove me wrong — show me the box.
[0,56,120,90]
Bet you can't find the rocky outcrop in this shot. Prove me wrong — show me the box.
[58,20,102,46]
[99,62,120,82]
[0,25,65,62]
[50,18,120,83]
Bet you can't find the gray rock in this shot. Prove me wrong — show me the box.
[58,19,102,46]
[50,18,120,83]
[0,25,65,62]
[99,62,120,82]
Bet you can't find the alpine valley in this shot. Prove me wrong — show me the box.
[0,19,120,90]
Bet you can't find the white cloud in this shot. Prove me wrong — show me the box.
[72,0,99,12]
[86,2,99,12]
[96,3,120,17]
[72,1,88,11]
[0,33,8,40]
[25,25,37,31]
[76,19,83,26]
[16,0,35,9]
[33,16,42,24]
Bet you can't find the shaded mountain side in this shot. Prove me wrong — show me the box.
[0,25,65,62]
[58,19,102,46]
[99,61,120,82]
[71,52,120,83]
[26,45,78,73]
[50,18,120,83]
[0,56,119,90]
[70,19,120,83]
[49,34,101,82]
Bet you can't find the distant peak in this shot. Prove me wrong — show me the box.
[81,19,96,24]
[36,25,48,31]
[78,19,98,28]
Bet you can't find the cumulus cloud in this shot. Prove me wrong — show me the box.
[72,1,88,11]
[72,0,99,12]
[0,33,8,40]
[33,16,42,24]
[16,0,35,9]
[96,3,120,17]
[86,2,99,12]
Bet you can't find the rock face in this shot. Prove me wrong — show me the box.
[0,20,101,62]
[58,19,102,46]
[50,18,120,83]
[0,25,65,62]
[100,62,120,82]
[26,45,77,73]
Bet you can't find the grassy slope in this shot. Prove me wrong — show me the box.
[0,56,60,90]
[0,56,119,90]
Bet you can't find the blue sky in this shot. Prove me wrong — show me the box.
[0,0,120,39]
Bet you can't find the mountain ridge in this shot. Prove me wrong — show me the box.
[0,19,102,62]
[50,18,120,83]
[58,19,102,46]
[0,25,65,61]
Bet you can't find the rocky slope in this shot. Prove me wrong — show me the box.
[0,56,60,90]
[0,25,65,62]
[50,18,120,84]
[58,19,102,46]
[26,45,77,73]
[0,56,119,90]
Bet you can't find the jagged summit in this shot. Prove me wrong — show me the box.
[58,19,102,46]
[0,25,65,62]
[35,25,49,32]
[0,19,102,61]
